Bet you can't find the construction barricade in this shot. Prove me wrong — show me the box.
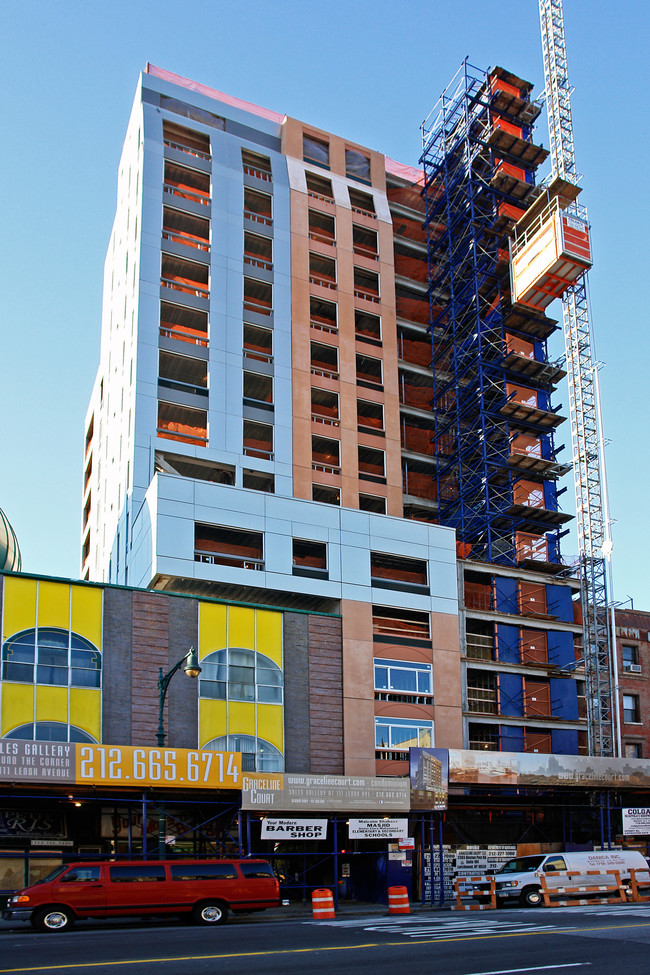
[388,886,410,914]
[540,870,626,908]
[452,876,496,911]
[311,888,335,919]
[628,868,650,902]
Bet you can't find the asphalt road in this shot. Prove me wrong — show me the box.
[3,903,650,975]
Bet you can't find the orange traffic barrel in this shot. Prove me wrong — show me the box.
[312,888,336,919]
[388,886,410,914]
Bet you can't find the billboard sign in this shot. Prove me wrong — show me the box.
[348,818,408,839]
[623,808,650,836]
[409,748,448,810]
[260,818,327,840]
[241,773,410,812]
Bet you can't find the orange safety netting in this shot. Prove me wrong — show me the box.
[394,253,429,283]
[396,295,429,325]
[392,214,426,243]
[399,337,431,367]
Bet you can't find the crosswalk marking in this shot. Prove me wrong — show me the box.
[307,915,559,940]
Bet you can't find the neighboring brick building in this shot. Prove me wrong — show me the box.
[616,608,650,758]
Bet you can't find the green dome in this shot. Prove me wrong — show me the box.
[0,508,22,572]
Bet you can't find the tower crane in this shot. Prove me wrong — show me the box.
[538,0,618,756]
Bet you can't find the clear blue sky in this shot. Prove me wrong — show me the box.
[2,0,648,607]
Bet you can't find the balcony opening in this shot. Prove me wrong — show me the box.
[466,620,495,660]
[398,327,432,367]
[195,524,264,571]
[303,133,330,169]
[396,284,429,325]
[393,242,428,284]
[164,161,211,206]
[84,456,92,492]
[359,494,386,514]
[310,253,337,289]
[311,388,339,427]
[83,497,91,530]
[292,539,328,578]
[466,671,497,714]
[356,352,382,389]
[155,452,234,485]
[158,350,208,396]
[372,606,431,643]
[309,209,336,245]
[358,445,385,482]
[161,254,209,299]
[157,402,207,446]
[85,416,94,455]
[355,310,381,344]
[160,301,208,347]
[244,187,272,226]
[310,297,337,333]
[353,224,378,260]
[402,460,436,502]
[244,277,273,316]
[306,171,334,202]
[357,400,384,433]
[243,419,273,459]
[354,266,380,302]
[244,232,273,271]
[243,323,273,363]
[399,370,432,409]
[312,435,340,474]
[241,148,272,181]
[464,571,494,612]
[468,723,499,751]
[371,552,428,592]
[243,469,275,493]
[163,207,210,252]
[311,341,339,380]
[401,416,435,456]
[163,119,212,158]
[243,371,273,411]
[312,484,340,505]
[349,187,375,217]
[346,148,371,184]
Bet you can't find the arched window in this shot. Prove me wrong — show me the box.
[203,734,283,772]
[2,628,101,688]
[199,648,282,704]
[4,722,98,743]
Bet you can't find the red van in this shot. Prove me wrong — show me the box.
[3,858,279,931]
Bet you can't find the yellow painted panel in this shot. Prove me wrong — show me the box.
[70,688,101,741]
[199,603,227,658]
[71,586,103,650]
[37,581,70,630]
[255,610,283,666]
[228,607,255,650]
[0,683,34,736]
[199,697,227,746]
[227,700,255,735]
[257,704,284,751]
[2,577,37,641]
[35,685,68,723]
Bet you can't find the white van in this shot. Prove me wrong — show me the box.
[473,850,648,907]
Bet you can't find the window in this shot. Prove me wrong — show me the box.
[468,723,499,751]
[623,694,641,723]
[303,133,330,169]
[357,400,384,433]
[243,277,273,316]
[310,297,337,332]
[199,648,283,705]
[243,324,273,363]
[158,351,208,397]
[349,187,375,216]
[244,232,273,270]
[243,187,272,225]
[312,435,340,473]
[312,484,340,505]
[62,867,101,882]
[311,342,339,379]
[162,207,210,251]
[465,621,495,660]
[292,539,328,577]
[241,148,272,180]
[466,671,497,714]
[242,469,275,493]
[622,645,640,671]
[170,863,237,880]
[375,717,433,751]
[310,253,337,289]
[243,371,273,410]
[203,734,283,773]
[110,865,165,883]
[372,606,431,642]
[158,401,207,446]
[625,742,642,758]
[243,420,273,459]
[155,453,234,485]
[353,224,378,259]
[358,445,385,481]
[306,172,334,202]
[356,353,382,388]
[311,388,339,426]
[370,552,428,591]
[162,103,223,133]
[161,254,209,298]
[309,209,335,244]
[239,862,275,879]
[160,301,208,347]
[4,722,97,743]
[355,310,381,343]
[346,148,371,183]
[163,161,211,206]
[359,494,386,514]
[374,658,432,695]
[2,628,101,688]
[354,266,380,301]
[194,525,264,570]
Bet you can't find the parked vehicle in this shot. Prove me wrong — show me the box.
[471,850,648,907]
[3,858,279,931]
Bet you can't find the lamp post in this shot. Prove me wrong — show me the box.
[156,647,202,747]
[155,648,201,857]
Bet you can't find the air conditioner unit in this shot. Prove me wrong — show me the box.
[626,664,642,674]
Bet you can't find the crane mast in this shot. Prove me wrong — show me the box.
[538,0,617,756]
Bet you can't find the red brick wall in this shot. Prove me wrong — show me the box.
[308,615,343,773]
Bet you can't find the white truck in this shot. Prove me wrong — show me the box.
[473,850,648,907]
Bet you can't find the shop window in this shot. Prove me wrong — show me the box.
[292,539,328,577]
[199,648,282,705]
[303,134,330,169]
[203,734,283,773]
[623,694,641,723]
[4,722,97,743]
[2,628,101,688]
[370,552,428,591]
[372,606,430,642]
[346,148,371,184]
[374,658,432,696]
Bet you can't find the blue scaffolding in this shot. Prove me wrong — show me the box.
[420,60,569,567]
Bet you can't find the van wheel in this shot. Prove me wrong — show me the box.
[520,887,542,908]
[193,901,228,925]
[32,907,74,932]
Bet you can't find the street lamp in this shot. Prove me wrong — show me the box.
[156,647,202,747]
